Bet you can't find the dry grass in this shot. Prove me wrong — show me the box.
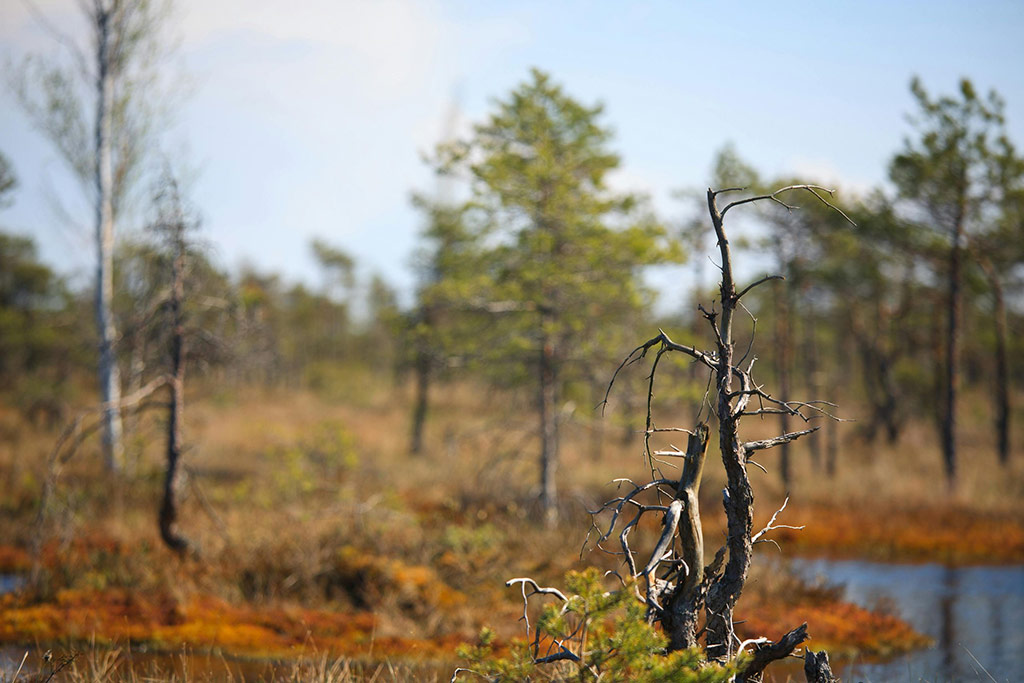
[1,643,445,682]
[0,368,1021,678]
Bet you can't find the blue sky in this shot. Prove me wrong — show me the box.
[1,0,1022,311]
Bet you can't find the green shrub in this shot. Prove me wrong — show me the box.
[458,568,740,682]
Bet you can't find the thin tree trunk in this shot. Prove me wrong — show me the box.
[410,346,431,455]
[774,262,792,488]
[538,320,559,523]
[993,278,1010,466]
[94,3,124,473]
[588,378,605,461]
[941,210,965,487]
[804,320,822,471]
[980,260,1011,465]
[826,326,841,477]
[160,211,192,556]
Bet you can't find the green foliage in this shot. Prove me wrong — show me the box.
[417,69,683,485]
[890,77,1014,244]
[0,230,83,411]
[0,151,16,207]
[459,569,738,682]
[271,420,358,497]
[439,69,681,362]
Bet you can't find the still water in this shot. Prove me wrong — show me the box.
[0,574,24,595]
[791,559,1024,682]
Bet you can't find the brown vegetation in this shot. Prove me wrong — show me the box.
[2,373,1021,676]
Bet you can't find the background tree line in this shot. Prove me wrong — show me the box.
[1,69,1021,512]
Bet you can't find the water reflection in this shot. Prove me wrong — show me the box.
[792,559,1024,682]
[0,574,24,595]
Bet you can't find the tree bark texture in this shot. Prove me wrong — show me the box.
[665,425,708,651]
[738,623,810,683]
[803,649,839,682]
[94,3,124,473]
[704,189,754,660]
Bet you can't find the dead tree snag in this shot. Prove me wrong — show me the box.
[500,184,851,682]
[153,171,197,557]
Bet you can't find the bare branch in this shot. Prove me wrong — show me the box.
[711,186,747,197]
[736,274,784,301]
[751,496,804,545]
[802,185,857,226]
[721,184,842,219]
[742,427,819,454]
[450,667,494,683]
[506,577,569,603]
[506,577,569,640]
[642,499,682,577]
[589,479,675,545]
[534,649,581,664]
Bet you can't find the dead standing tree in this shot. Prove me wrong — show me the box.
[507,185,851,682]
[153,172,196,556]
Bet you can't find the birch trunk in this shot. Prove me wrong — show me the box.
[94,2,124,473]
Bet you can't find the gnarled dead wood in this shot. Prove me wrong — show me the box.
[803,649,839,682]
[738,622,809,682]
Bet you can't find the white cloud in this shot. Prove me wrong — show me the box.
[180,0,446,103]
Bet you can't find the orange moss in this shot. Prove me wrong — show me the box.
[773,502,1024,564]
[0,545,30,572]
[0,587,463,660]
[738,591,931,657]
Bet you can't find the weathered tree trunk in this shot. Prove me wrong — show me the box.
[95,3,124,473]
[941,207,965,487]
[704,189,753,660]
[159,210,192,556]
[665,425,709,650]
[803,649,839,682]
[538,322,559,522]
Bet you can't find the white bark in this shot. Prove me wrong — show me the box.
[94,1,124,472]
